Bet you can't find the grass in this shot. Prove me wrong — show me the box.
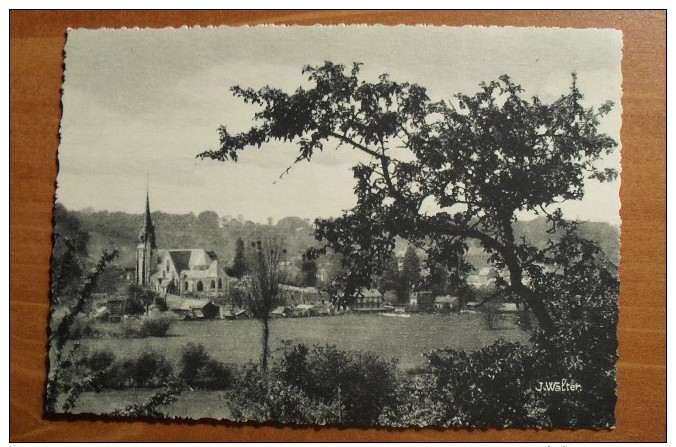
[67,313,530,418]
[78,313,529,372]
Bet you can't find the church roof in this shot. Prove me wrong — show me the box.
[163,249,220,274]
[168,250,193,273]
[181,269,213,279]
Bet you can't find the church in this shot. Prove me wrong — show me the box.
[135,193,231,297]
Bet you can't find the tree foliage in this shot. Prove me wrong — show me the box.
[227,343,399,425]
[383,232,618,428]
[178,343,235,390]
[378,254,400,294]
[46,249,118,413]
[228,237,248,278]
[51,203,90,304]
[400,245,421,301]
[200,62,618,335]
[300,257,318,287]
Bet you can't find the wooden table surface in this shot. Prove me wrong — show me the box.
[9,10,666,442]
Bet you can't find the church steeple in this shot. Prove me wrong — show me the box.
[136,185,157,287]
[139,188,157,249]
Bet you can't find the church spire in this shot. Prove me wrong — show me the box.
[139,184,157,249]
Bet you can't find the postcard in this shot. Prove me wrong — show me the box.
[48,25,622,428]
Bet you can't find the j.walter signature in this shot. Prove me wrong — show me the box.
[535,379,582,392]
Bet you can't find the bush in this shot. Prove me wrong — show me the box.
[418,339,540,428]
[118,318,142,338]
[178,343,234,390]
[82,348,117,372]
[228,363,340,424]
[154,297,168,312]
[139,311,177,337]
[59,348,173,390]
[279,344,399,424]
[227,343,399,425]
[68,314,97,339]
[125,295,147,315]
[381,234,620,429]
[108,349,173,388]
[59,347,117,389]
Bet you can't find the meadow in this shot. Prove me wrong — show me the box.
[70,313,530,417]
[81,312,528,371]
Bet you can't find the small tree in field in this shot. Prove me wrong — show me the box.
[246,237,286,371]
[199,62,618,336]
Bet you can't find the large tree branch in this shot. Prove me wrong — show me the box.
[328,131,386,160]
[328,131,409,204]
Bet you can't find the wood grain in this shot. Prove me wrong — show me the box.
[9,10,666,442]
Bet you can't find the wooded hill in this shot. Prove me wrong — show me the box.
[61,205,619,271]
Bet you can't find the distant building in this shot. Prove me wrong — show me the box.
[292,303,320,317]
[271,306,291,318]
[467,267,496,288]
[165,295,220,320]
[135,192,231,297]
[280,285,330,306]
[151,248,229,297]
[354,288,384,311]
[434,295,459,312]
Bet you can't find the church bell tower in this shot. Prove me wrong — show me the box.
[135,190,157,287]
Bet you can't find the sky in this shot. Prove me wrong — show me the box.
[57,26,623,225]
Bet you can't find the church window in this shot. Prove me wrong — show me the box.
[166,260,170,273]
[218,278,223,289]
[210,280,216,289]
[184,281,189,292]
[197,281,204,292]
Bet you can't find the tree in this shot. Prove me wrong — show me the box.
[197,210,220,232]
[200,62,618,335]
[51,204,90,304]
[300,258,318,287]
[229,237,247,278]
[427,262,449,297]
[400,246,421,302]
[46,250,118,413]
[246,237,287,371]
[378,255,400,295]
[127,284,157,315]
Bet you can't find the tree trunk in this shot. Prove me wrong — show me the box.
[261,318,270,372]
[501,215,556,335]
[510,278,555,335]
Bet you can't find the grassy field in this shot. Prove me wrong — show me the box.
[80,312,529,371]
[69,313,529,417]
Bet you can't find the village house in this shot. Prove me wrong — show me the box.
[165,295,220,320]
[434,295,460,312]
[279,285,330,306]
[353,288,384,312]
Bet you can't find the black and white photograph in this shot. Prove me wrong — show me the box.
[47,25,622,428]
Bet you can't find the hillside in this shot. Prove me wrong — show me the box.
[71,208,318,268]
[64,207,619,271]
